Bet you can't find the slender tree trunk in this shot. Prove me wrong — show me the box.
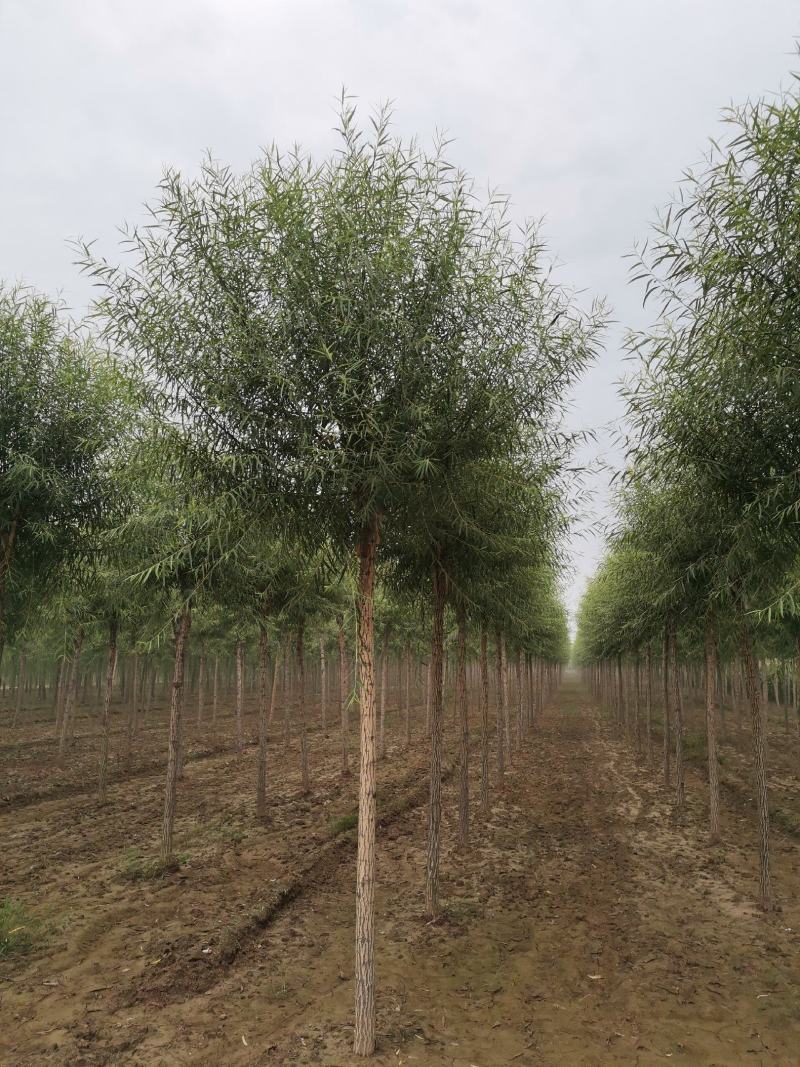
[514,648,523,750]
[495,630,505,778]
[268,645,281,724]
[645,644,653,764]
[479,624,490,815]
[235,639,245,753]
[353,515,380,1057]
[12,649,25,727]
[98,616,119,804]
[425,660,431,737]
[500,633,510,763]
[662,627,672,787]
[161,603,191,864]
[337,614,349,778]
[196,649,205,726]
[379,625,390,760]
[404,641,412,747]
[257,624,270,819]
[739,608,773,911]
[456,604,469,848]
[127,650,140,757]
[212,654,219,723]
[704,615,721,843]
[319,636,327,733]
[58,628,84,757]
[297,617,309,793]
[671,623,685,813]
[0,512,19,675]
[425,558,448,919]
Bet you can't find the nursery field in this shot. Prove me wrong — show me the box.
[5,19,800,1067]
[2,679,800,1066]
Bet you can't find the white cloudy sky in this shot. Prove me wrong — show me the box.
[2,0,799,628]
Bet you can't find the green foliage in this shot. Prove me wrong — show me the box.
[0,897,41,957]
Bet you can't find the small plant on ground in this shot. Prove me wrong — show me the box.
[0,897,41,957]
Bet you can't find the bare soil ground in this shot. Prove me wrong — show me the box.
[2,678,800,1065]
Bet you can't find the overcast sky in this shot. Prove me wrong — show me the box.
[2,0,799,630]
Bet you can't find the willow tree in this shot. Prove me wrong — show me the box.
[0,285,125,672]
[621,71,800,909]
[86,100,603,1054]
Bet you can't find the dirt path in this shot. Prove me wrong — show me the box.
[3,679,800,1065]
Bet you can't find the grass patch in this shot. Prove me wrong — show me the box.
[329,811,358,836]
[218,822,247,847]
[120,849,188,882]
[0,897,41,958]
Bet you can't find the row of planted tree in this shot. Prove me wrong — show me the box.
[575,68,800,915]
[0,100,594,1054]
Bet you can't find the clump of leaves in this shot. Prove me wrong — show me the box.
[329,811,358,837]
[0,898,40,957]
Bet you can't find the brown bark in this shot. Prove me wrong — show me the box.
[256,624,270,819]
[645,644,653,764]
[337,613,349,777]
[704,615,721,842]
[740,608,773,910]
[379,624,390,760]
[212,654,219,723]
[425,557,448,919]
[353,515,380,1057]
[297,617,309,793]
[514,648,523,750]
[0,510,19,672]
[479,624,490,816]
[161,603,191,864]
[196,650,205,726]
[456,604,469,848]
[58,627,84,757]
[235,639,245,753]
[495,630,505,777]
[671,622,685,813]
[12,648,25,726]
[404,641,412,748]
[662,627,671,787]
[319,635,327,733]
[98,616,119,804]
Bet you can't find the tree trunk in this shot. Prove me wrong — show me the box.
[337,614,349,778]
[98,616,119,803]
[235,639,245,753]
[319,636,327,733]
[196,649,205,726]
[0,511,19,674]
[257,624,270,819]
[161,603,191,864]
[495,630,505,777]
[212,655,219,723]
[671,623,685,813]
[662,627,671,787]
[479,624,490,815]
[58,628,84,757]
[12,649,25,726]
[297,617,309,793]
[739,608,773,911]
[425,557,448,919]
[353,515,380,1057]
[456,604,469,848]
[404,641,412,747]
[704,615,721,842]
[379,625,390,760]
[645,644,653,764]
